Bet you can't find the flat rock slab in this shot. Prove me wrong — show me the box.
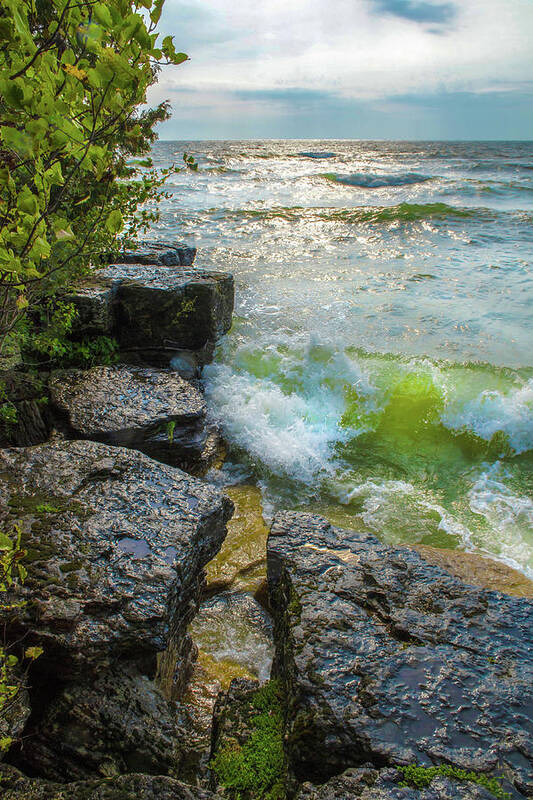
[120,240,197,267]
[48,365,215,469]
[268,511,533,799]
[0,440,233,678]
[0,766,216,800]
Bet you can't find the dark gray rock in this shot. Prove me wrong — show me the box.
[297,767,498,799]
[0,765,216,800]
[101,264,233,355]
[18,665,178,781]
[268,511,532,799]
[65,279,115,337]
[48,365,217,470]
[0,370,50,447]
[119,241,197,267]
[65,263,233,363]
[0,440,233,682]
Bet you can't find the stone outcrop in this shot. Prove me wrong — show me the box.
[119,241,197,267]
[268,511,533,799]
[0,439,233,682]
[0,765,216,800]
[105,263,233,355]
[49,365,218,470]
[66,264,234,362]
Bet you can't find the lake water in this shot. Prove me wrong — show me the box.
[150,140,533,579]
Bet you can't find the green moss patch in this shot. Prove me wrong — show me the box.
[398,764,511,799]
[210,680,286,800]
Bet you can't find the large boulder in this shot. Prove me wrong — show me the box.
[268,512,533,799]
[49,365,217,470]
[0,439,233,682]
[104,264,233,355]
[65,263,233,362]
[0,765,216,800]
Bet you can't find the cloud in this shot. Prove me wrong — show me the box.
[147,0,533,137]
[372,0,456,25]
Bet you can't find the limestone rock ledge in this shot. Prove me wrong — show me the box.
[67,262,234,362]
[0,439,233,680]
[267,511,533,799]
[49,365,218,471]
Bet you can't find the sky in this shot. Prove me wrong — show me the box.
[147,0,533,140]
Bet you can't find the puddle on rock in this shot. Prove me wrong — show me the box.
[116,537,151,558]
[206,485,269,594]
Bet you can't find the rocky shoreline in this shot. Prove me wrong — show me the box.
[1,243,532,799]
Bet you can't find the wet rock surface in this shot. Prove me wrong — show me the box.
[296,767,499,799]
[16,666,178,781]
[49,365,216,470]
[119,240,197,267]
[268,511,533,799]
[0,439,233,680]
[0,765,216,800]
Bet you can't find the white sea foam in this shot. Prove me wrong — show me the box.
[442,378,533,454]
[204,364,344,483]
[467,463,533,577]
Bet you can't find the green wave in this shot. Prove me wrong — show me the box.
[228,203,492,224]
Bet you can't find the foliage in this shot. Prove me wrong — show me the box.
[398,764,511,799]
[0,524,42,753]
[0,381,18,432]
[0,0,188,356]
[210,680,286,800]
[20,298,118,367]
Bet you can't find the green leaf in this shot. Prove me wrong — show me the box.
[105,209,123,234]
[93,3,113,28]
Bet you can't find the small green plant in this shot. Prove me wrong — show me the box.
[210,680,286,800]
[35,503,61,514]
[166,420,177,442]
[398,764,511,799]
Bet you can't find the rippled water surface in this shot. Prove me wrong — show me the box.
[150,140,533,578]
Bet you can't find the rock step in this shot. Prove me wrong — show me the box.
[67,263,234,363]
[119,240,197,267]
[49,365,218,471]
[268,511,533,799]
[0,439,233,682]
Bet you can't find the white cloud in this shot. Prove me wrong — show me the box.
[148,0,533,103]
